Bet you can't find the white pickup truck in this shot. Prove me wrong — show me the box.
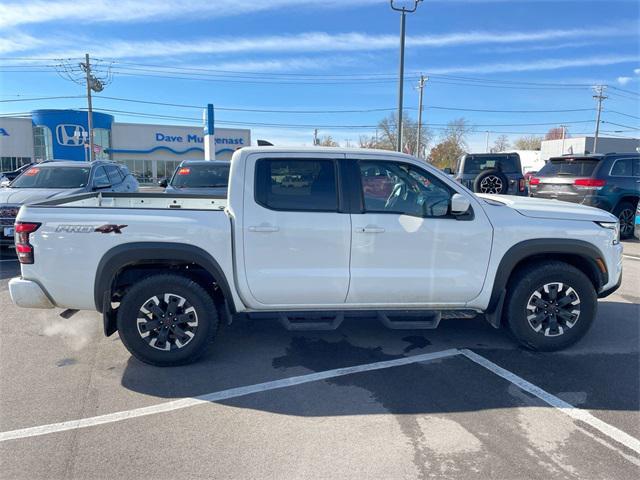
[9,147,623,366]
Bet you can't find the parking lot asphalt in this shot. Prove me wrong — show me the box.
[0,242,639,480]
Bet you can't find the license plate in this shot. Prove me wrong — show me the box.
[3,226,14,237]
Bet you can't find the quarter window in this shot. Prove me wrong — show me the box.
[610,158,633,177]
[255,159,338,211]
[359,161,452,218]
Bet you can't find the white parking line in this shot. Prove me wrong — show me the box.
[623,254,640,261]
[460,349,640,456]
[1,347,639,459]
[0,348,459,443]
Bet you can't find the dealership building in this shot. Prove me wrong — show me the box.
[0,109,250,183]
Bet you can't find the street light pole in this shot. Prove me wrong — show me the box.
[416,74,427,158]
[390,0,423,152]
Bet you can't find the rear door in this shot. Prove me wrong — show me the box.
[346,154,493,306]
[241,153,351,307]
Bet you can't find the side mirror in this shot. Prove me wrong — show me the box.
[451,193,471,216]
[158,179,168,187]
[443,167,453,175]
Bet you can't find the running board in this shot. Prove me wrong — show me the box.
[377,311,441,330]
[279,312,344,331]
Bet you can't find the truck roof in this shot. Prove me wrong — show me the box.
[234,146,418,159]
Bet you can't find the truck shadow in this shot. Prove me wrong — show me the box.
[120,300,639,418]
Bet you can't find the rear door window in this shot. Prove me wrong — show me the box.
[105,165,123,184]
[255,159,338,211]
[537,158,599,177]
[610,158,633,177]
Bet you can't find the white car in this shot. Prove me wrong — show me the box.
[9,147,622,366]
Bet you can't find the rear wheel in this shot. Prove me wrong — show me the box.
[504,261,597,351]
[473,169,509,195]
[117,274,219,366]
[613,201,636,239]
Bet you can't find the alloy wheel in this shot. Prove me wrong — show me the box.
[618,208,634,237]
[479,175,504,194]
[526,282,581,337]
[136,293,199,351]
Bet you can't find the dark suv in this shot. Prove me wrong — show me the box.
[452,153,526,196]
[529,153,640,238]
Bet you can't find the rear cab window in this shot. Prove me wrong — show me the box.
[255,159,338,211]
[463,155,521,175]
[537,157,600,177]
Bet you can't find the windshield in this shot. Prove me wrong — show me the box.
[10,166,90,189]
[463,155,521,174]
[170,164,230,188]
[537,158,599,177]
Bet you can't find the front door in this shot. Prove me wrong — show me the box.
[242,154,351,307]
[347,157,493,306]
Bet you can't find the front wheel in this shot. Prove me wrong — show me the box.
[613,201,636,239]
[117,274,219,366]
[504,261,597,351]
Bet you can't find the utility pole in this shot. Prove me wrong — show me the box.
[313,128,318,146]
[416,74,427,158]
[592,85,607,154]
[485,131,490,153]
[560,124,567,154]
[81,53,95,162]
[390,0,423,152]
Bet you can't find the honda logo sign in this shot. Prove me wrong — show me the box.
[55,124,86,146]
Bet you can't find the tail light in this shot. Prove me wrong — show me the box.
[14,222,41,264]
[574,178,606,190]
[529,177,540,186]
[519,178,526,192]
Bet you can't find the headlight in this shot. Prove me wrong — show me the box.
[597,221,620,245]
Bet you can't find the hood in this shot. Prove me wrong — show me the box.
[0,187,86,206]
[164,186,227,197]
[477,194,617,223]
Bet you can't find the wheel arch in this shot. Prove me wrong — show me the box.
[485,239,607,327]
[94,242,235,317]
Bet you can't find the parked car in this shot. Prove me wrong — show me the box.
[635,203,640,241]
[529,153,639,238]
[0,163,34,187]
[452,153,526,196]
[0,161,138,246]
[9,147,622,366]
[159,160,230,196]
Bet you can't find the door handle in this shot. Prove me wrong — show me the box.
[248,224,279,233]
[356,226,385,234]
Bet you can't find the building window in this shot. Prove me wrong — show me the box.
[93,128,111,161]
[33,125,53,161]
[123,159,154,184]
[1,157,32,172]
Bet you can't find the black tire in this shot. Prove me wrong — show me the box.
[613,201,637,239]
[117,274,219,366]
[504,261,597,352]
[473,169,509,194]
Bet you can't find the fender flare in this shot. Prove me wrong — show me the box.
[94,242,234,314]
[485,238,607,326]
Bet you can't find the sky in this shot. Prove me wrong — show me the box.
[0,0,639,152]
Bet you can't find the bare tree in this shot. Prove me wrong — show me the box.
[491,134,511,153]
[318,135,339,147]
[359,113,432,157]
[545,127,567,141]
[427,118,472,169]
[513,135,542,150]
